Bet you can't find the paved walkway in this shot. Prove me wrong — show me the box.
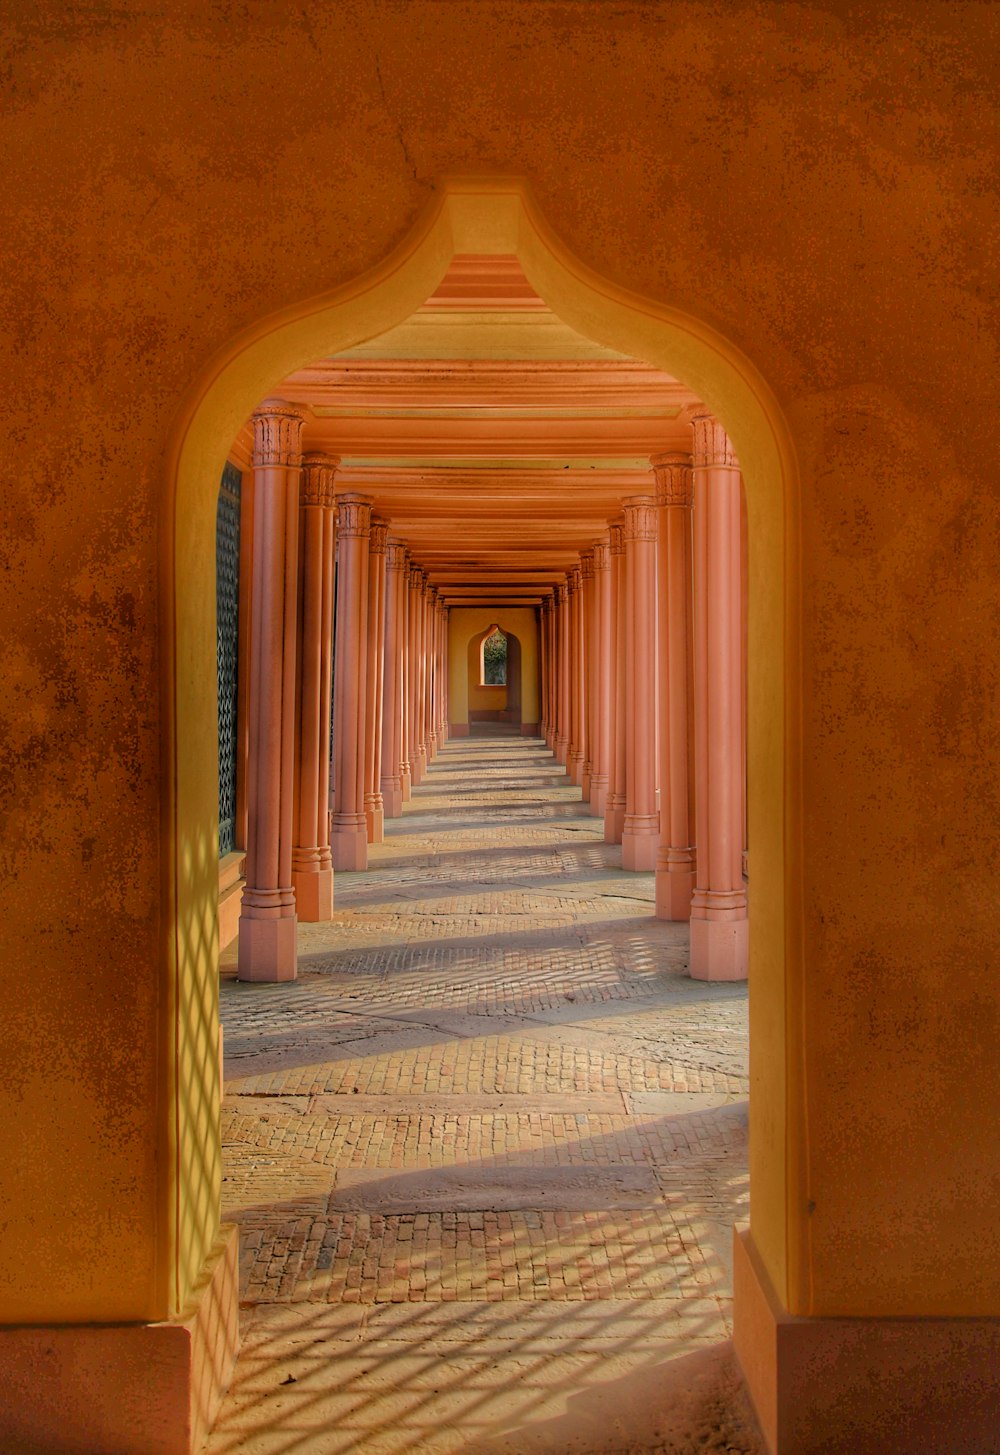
[209,733,760,1455]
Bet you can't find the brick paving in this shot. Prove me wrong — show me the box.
[209,733,759,1454]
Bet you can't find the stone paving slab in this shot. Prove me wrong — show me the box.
[328,1164,662,1213]
[304,1091,631,1115]
[237,1207,719,1304]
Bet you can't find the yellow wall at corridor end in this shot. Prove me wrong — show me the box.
[448,608,540,727]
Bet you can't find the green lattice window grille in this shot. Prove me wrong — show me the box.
[482,626,507,685]
[216,462,242,857]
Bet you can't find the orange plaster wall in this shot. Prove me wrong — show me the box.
[1,2,998,1325]
[449,609,540,728]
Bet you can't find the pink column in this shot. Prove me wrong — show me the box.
[541,596,551,747]
[291,451,338,923]
[425,586,439,760]
[407,566,425,784]
[652,452,696,919]
[416,575,429,776]
[580,550,595,799]
[555,581,570,765]
[364,517,387,844]
[590,538,612,818]
[438,600,449,742]
[567,568,586,786]
[604,519,627,844]
[690,412,748,980]
[622,496,659,870]
[238,399,304,982]
[398,551,412,801]
[380,539,407,817]
[330,493,371,871]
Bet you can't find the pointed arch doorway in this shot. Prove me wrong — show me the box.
[163,177,801,1434]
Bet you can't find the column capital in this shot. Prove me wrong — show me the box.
[556,581,569,605]
[336,493,373,536]
[609,519,625,556]
[579,549,595,582]
[252,399,305,467]
[567,566,582,595]
[386,538,408,571]
[622,496,657,542]
[593,540,611,572]
[650,451,693,508]
[369,517,389,554]
[300,452,340,508]
[690,410,740,470]
[408,565,424,590]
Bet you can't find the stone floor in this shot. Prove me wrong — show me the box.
[209,733,761,1455]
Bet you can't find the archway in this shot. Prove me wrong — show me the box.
[163,178,800,1355]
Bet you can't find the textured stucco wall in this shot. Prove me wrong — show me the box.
[449,608,540,725]
[1,1,997,1324]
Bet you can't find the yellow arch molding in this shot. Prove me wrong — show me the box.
[160,176,804,1321]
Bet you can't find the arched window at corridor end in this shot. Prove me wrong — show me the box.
[480,625,507,686]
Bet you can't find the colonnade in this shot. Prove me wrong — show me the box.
[237,399,449,983]
[235,400,745,983]
[539,409,748,980]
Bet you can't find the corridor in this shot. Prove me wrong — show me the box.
[210,734,757,1454]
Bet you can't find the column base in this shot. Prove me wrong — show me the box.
[690,911,748,980]
[555,736,568,765]
[568,750,585,786]
[655,852,695,920]
[0,1226,240,1455]
[589,774,608,819]
[604,796,625,844]
[380,777,403,818]
[331,816,368,871]
[622,817,659,871]
[366,799,385,844]
[400,765,412,800]
[237,910,297,981]
[291,865,334,922]
[581,762,592,800]
[733,1229,1000,1455]
[417,747,428,779]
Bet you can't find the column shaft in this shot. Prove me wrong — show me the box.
[567,568,586,785]
[364,518,387,843]
[330,494,371,871]
[652,452,696,919]
[238,400,304,981]
[622,497,659,870]
[580,550,595,799]
[690,413,748,979]
[555,582,570,765]
[407,567,424,784]
[604,521,627,843]
[380,541,406,817]
[590,539,611,818]
[291,451,338,922]
[399,553,412,800]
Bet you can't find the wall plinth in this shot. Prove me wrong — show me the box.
[0,1228,239,1455]
[331,494,372,871]
[734,1230,1000,1455]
